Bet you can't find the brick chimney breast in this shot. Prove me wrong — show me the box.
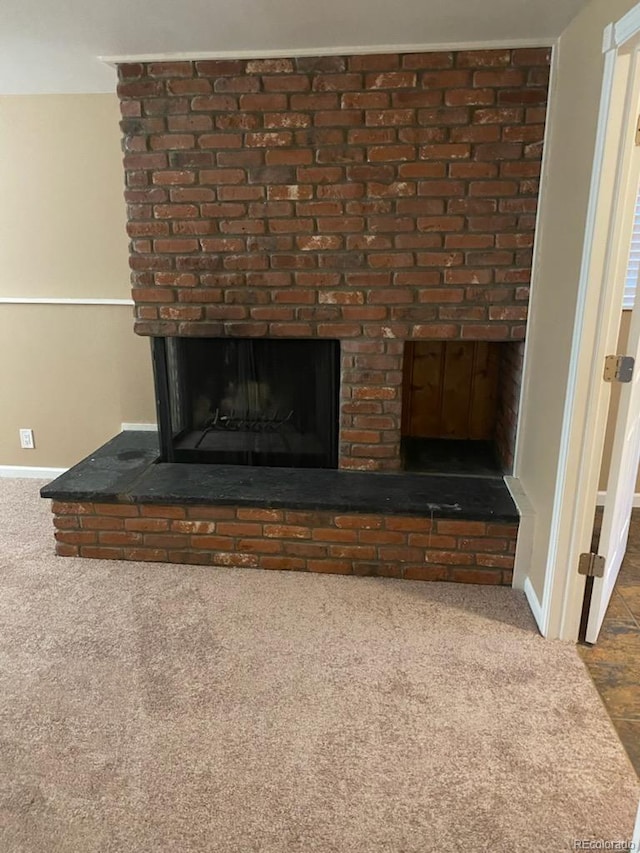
[117,48,550,471]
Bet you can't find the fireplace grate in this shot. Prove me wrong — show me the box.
[194,408,294,447]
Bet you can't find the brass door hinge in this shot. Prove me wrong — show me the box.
[604,355,635,383]
[578,552,605,578]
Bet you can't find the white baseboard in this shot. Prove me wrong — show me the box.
[524,577,545,636]
[504,476,536,591]
[0,465,67,479]
[596,490,640,507]
[504,476,535,516]
[632,799,640,853]
[121,423,157,432]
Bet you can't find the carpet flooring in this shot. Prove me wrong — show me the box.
[0,478,638,852]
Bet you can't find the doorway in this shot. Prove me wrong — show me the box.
[528,7,640,643]
[583,301,640,643]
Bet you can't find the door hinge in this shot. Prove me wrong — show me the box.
[636,114,640,145]
[603,355,635,383]
[578,552,605,578]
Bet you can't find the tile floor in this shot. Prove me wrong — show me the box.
[578,510,640,776]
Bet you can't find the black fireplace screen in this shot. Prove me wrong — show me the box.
[152,337,340,468]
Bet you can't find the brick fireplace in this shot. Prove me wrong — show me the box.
[119,48,548,472]
[42,46,549,584]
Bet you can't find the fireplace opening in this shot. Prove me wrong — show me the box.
[401,341,520,477]
[152,337,340,468]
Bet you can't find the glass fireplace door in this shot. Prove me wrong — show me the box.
[152,337,340,469]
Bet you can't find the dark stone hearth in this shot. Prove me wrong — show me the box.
[41,432,518,522]
[40,432,159,497]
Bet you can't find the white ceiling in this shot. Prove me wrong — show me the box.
[0,0,588,94]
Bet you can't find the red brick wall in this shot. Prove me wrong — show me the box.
[495,341,525,472]
[117,48,550,470]
[52,500,517,585]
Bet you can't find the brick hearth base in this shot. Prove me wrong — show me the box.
[52,500,516,584]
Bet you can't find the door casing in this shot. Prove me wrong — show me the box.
[531,7,640,640]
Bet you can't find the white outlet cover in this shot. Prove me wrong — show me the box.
[19,429,35,449]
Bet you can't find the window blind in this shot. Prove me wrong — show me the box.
[624,186,640,309]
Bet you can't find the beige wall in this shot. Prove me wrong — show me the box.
[0,306,155,467]
[0,95,132,299]
[0,95,156,468]
[517,0,638,602]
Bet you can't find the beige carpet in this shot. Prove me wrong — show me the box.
[0,479,638,853]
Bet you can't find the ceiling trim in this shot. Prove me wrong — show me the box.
[99,37,555,66]
[614,1,640,48]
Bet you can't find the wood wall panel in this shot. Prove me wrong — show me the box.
[402,341,501,440]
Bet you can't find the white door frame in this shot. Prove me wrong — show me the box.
[535,4,640,641]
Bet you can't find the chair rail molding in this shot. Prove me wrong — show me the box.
[0,297,134,306]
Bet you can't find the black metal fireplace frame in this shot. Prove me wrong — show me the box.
[151,336,340,469]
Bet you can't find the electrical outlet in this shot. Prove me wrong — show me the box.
[19,429,35,449]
